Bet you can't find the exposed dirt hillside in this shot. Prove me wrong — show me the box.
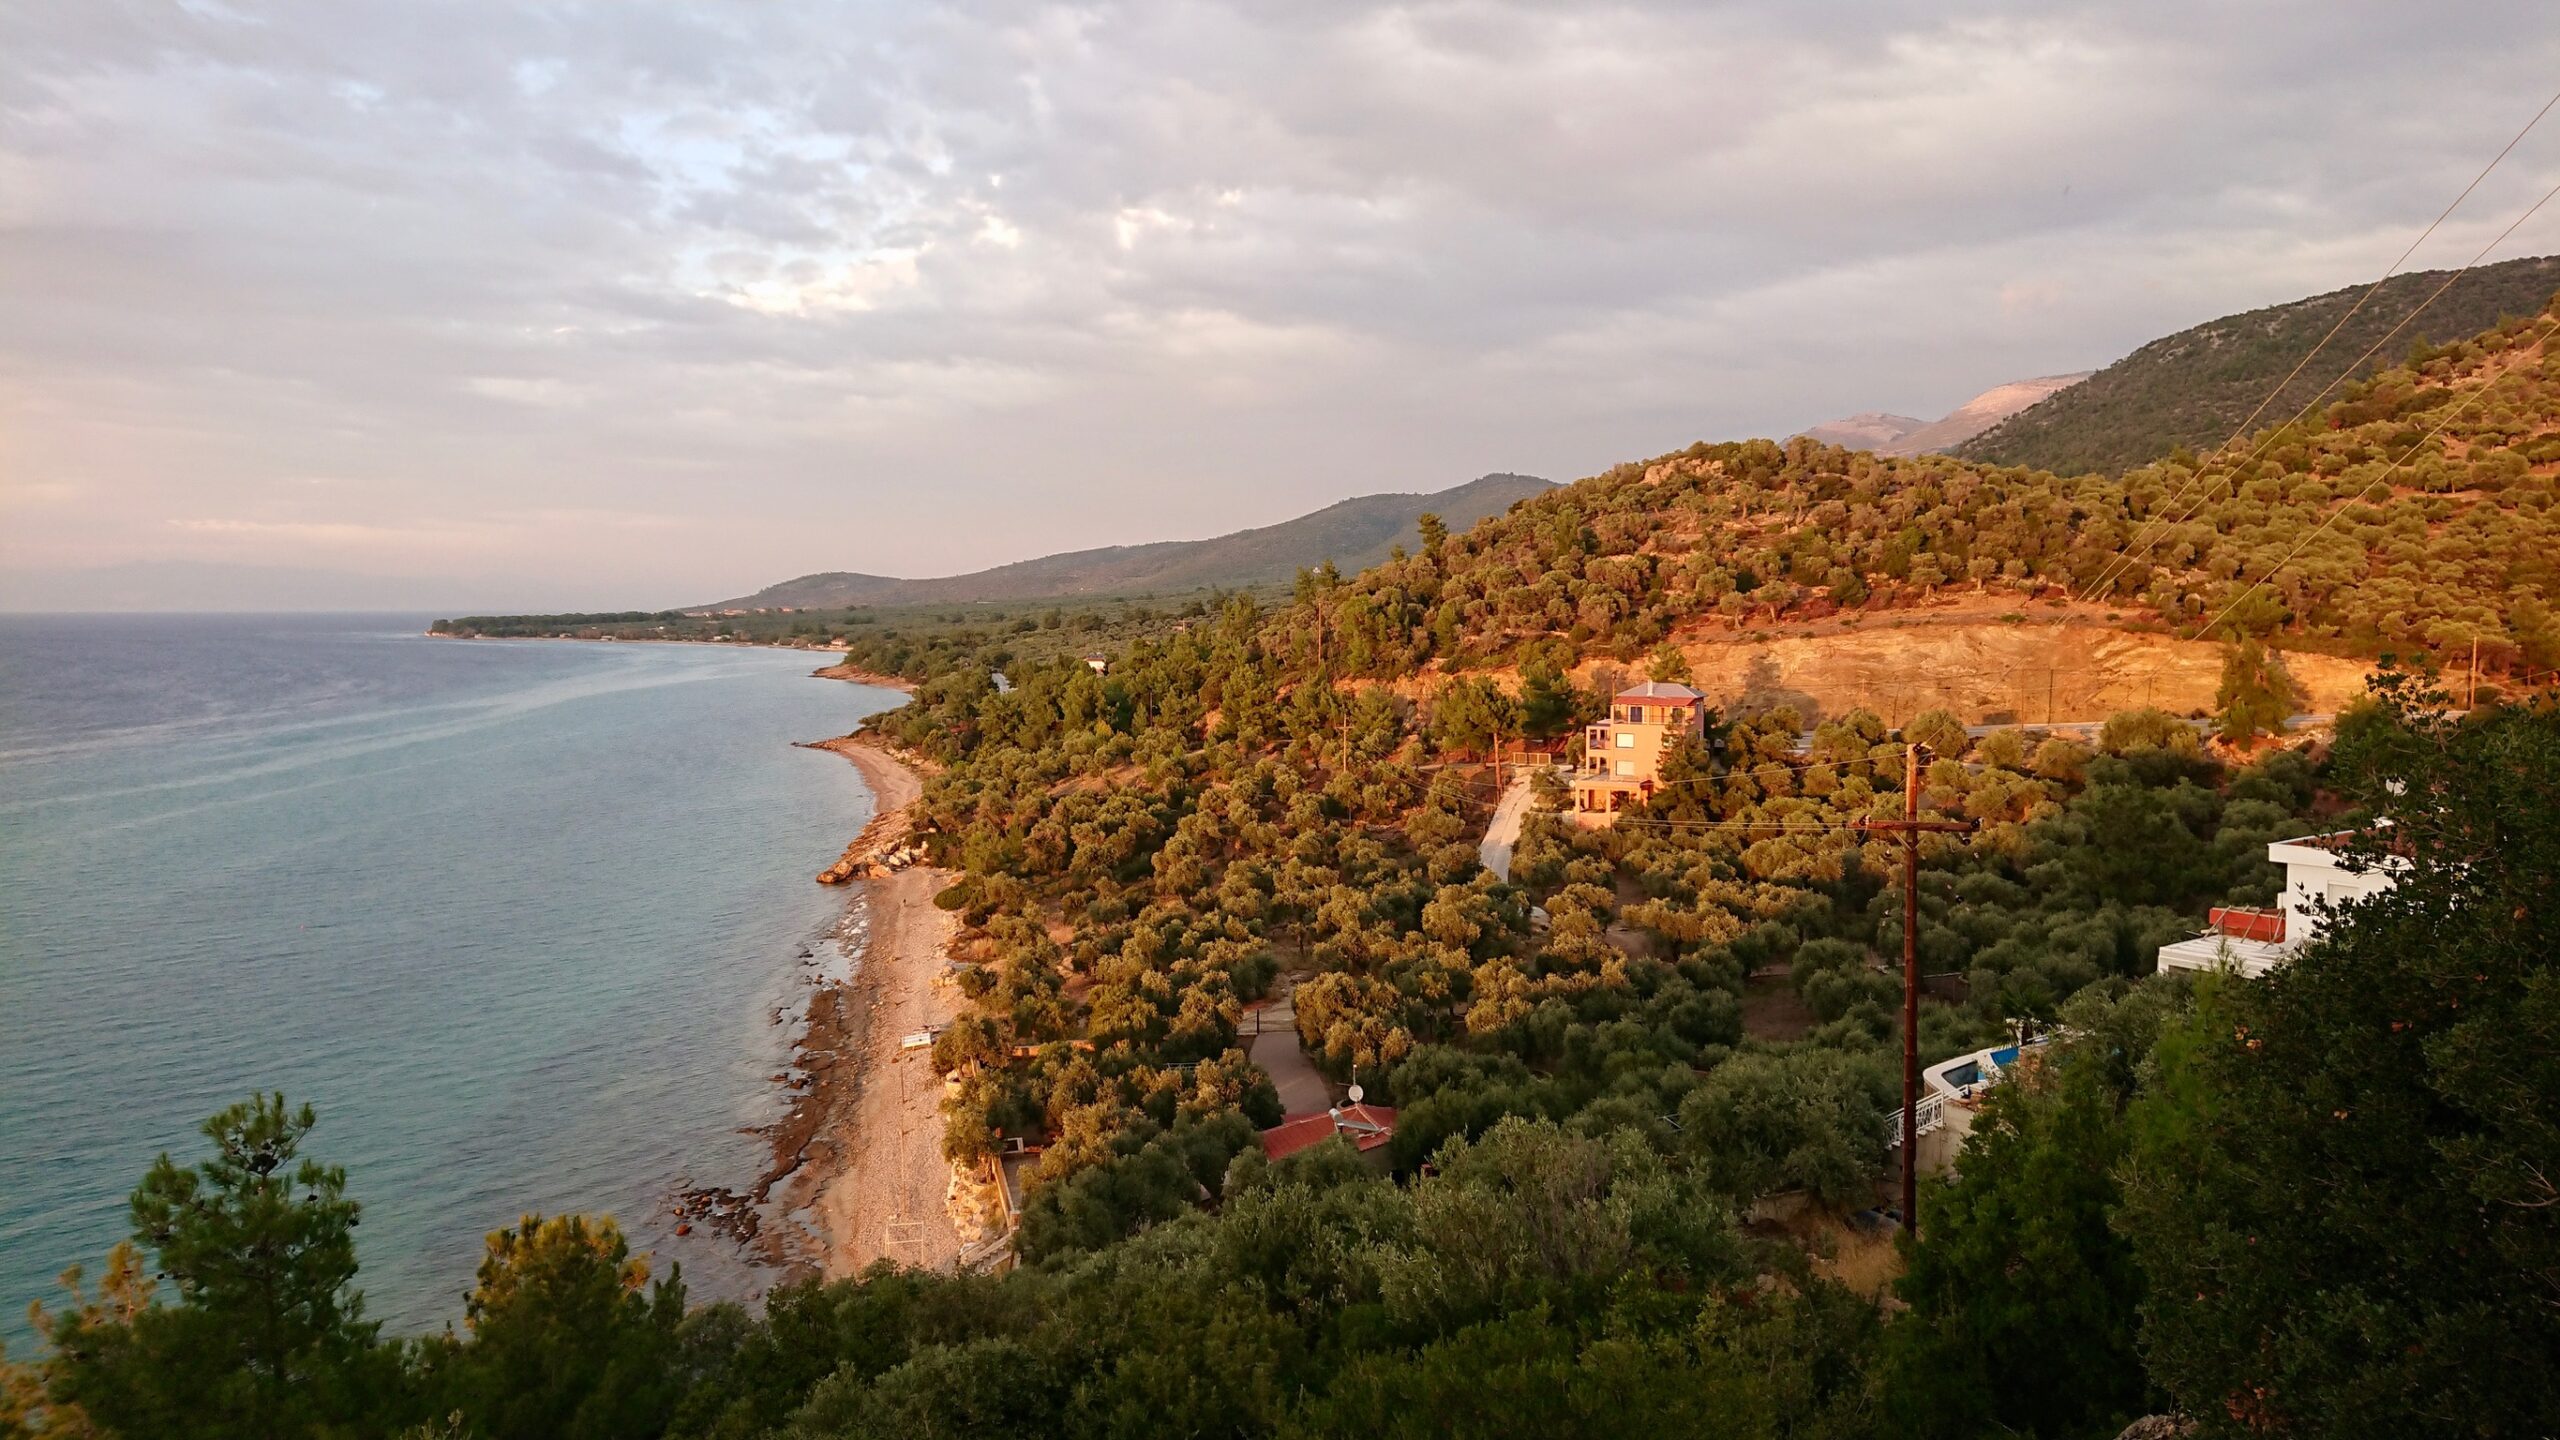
[1379,599,2373,728]
[1651,613,2372,726]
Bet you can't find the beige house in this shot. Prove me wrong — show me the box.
[1569,681,1706,825]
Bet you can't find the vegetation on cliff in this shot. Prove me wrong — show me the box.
[1290,294,2560,679]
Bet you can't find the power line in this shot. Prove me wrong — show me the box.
[2090,173,2560,606]
[1598,816,1883,833]
[2077,83,2560,604]
[1639,750,1894,793]
[2196,311,2560,639]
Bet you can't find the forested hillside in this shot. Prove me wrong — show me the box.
[1959,253,2560,475]
[20,615,2550,1438]
[1300,296,2560,678]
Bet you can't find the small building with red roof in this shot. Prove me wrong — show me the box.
[1259,1104,1398,1165]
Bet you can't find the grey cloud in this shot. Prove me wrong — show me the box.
[4,0,2557,606]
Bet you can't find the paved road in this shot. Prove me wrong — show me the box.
[1246,988,1331,1115]
[1478,772,1535,881]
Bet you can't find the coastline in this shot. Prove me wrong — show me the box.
[770,728,981,1277]
[435,628,960,1274]
[809,659,916,693]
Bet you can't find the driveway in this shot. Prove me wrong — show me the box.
[1478,771,1536,881]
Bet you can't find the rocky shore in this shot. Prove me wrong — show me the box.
[800,734,933,884]
[756,722,995,1278]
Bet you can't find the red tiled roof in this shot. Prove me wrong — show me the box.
[1259,1104,1398,1161]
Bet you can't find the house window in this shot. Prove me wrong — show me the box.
[1615,758,1634,777]
[1626,705,1646,724]
[1615,732,1635,749]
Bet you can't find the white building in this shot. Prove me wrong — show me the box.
[2155,830,2403,978]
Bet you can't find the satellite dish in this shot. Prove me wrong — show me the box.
[1346,1084,1365,1104]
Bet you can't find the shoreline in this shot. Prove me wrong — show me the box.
[809,660,916,693]
[766,729,978,1277]
[496,632,959,1277]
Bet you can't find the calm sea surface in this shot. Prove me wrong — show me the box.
[0,615,896,1340]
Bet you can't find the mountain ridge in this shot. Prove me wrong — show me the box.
[1959,253,2560,475]
[1797,373,2088,456]
[704,472,1553,610]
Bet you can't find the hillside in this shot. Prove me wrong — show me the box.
[1798,373,2087,456]
[761,298,2560,1436]
[705,472,1552,610]
[1310,296,2560,688]
[1959,253,2560,475]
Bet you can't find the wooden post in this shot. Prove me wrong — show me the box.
[1900,743,1919,1230]
[1855,742,1976,1234]
[2470,636,2481,710]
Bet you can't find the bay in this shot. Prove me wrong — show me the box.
[0,614,895,1340]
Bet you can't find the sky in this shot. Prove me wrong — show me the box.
[4,2,2558,612]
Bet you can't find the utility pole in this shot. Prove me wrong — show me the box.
[1855,742,1977,1234]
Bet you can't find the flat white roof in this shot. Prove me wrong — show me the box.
[2158,932,2292,978]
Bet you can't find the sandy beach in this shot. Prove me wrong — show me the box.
[772,730,976,1276]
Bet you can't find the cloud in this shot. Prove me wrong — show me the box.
[2,0,2556,606]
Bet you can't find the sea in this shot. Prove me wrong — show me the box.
[0,614,900,1343]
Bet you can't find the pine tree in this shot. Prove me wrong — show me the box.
[42,1096,394,1439]
[2212,638,2300,745]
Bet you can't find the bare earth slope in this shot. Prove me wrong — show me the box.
[1657,604,2372,726]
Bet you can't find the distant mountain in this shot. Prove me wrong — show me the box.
[1958,253,2560,475]
[708,472,1554,611]
[1887,375,2091,454]
[1795,412,1926,452]
[1796,374,2088,457]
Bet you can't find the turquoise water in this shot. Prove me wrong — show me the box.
[0,616,898,1339]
